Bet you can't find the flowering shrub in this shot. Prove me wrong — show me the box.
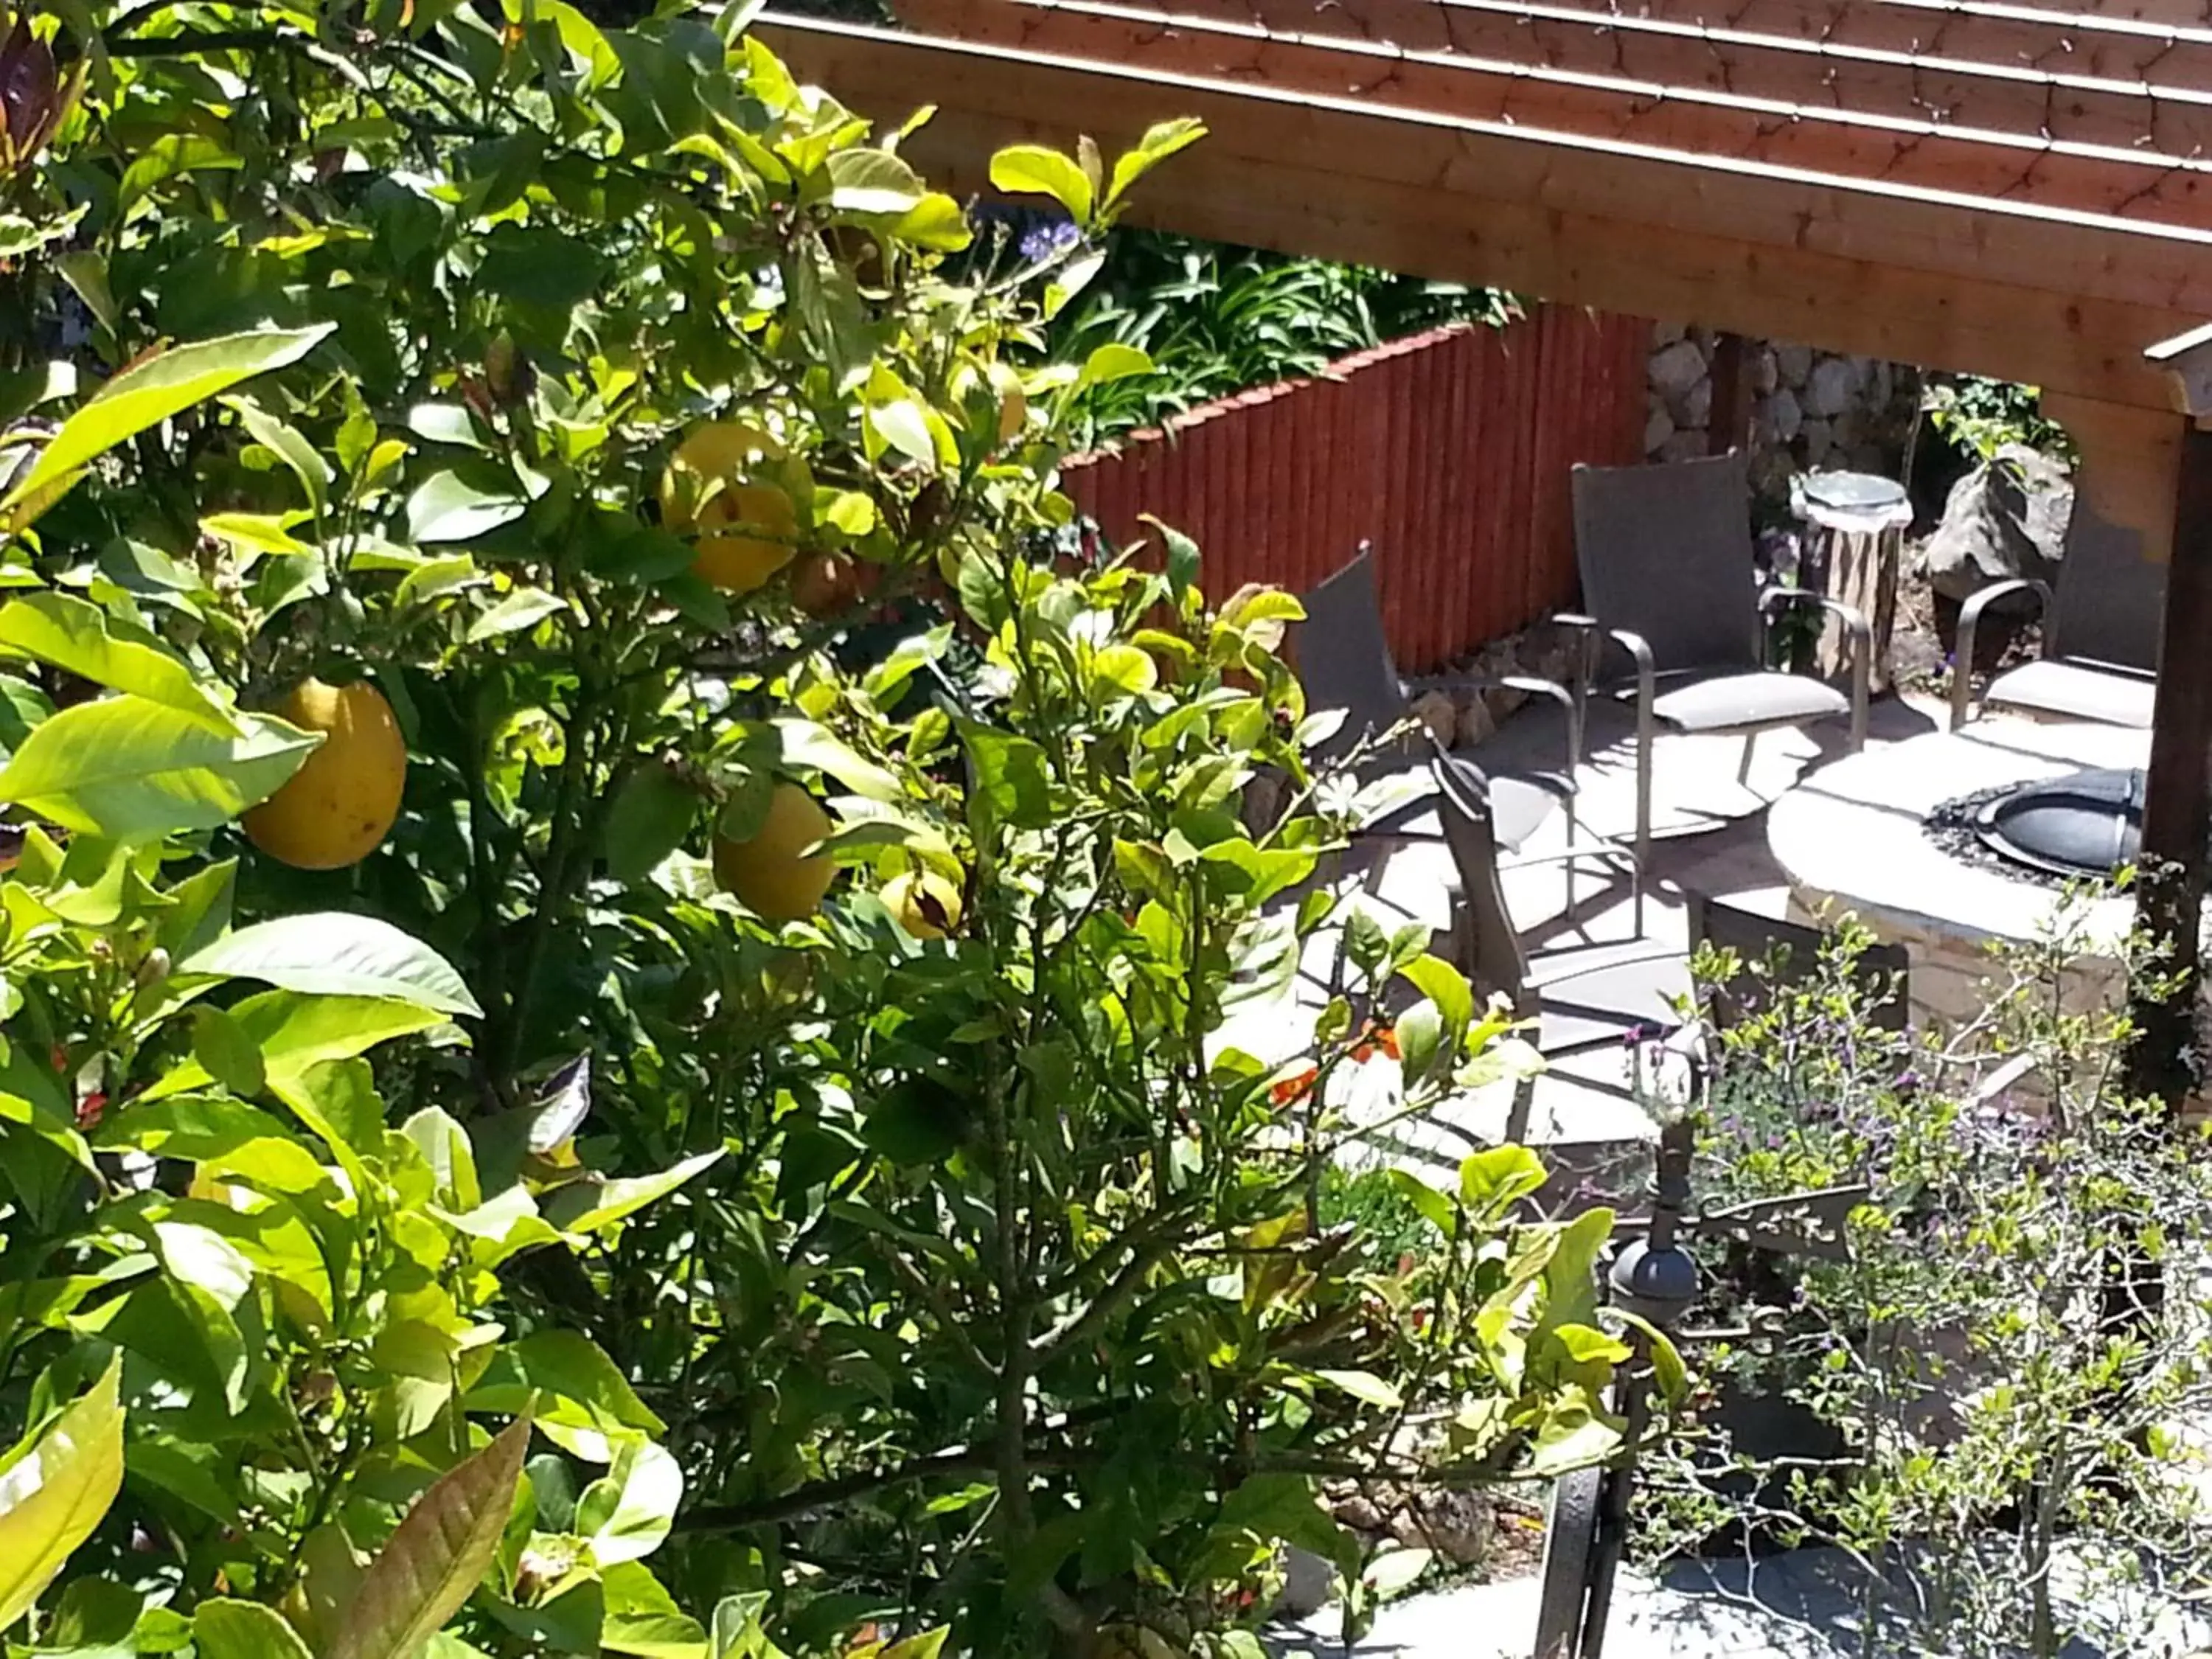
[1643,900,2212,1658]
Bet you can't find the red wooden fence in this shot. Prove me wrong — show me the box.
[1060,306,1649,673]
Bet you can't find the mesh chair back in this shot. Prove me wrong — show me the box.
[1688,896,1908,1032]
[1571,451,1762,675]
[1429,740,1530,1006]
[2050,495,2163,673]
[1297,546,1411,776]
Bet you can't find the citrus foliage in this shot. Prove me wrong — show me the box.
[0,2,1630,1654]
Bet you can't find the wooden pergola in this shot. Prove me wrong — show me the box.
[763,0,2212,1096]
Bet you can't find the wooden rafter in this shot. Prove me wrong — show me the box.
[893,0,2212,224]
[766,19,2191,402]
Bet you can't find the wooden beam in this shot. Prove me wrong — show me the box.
[900,0,2212,224]
[763,18,2197,403]
[2147,320,2212,420]
[2128,417,2212,1115]
[1534,0,2212,88]
[1074,0,2212,158]
[774,19,2212,316]
[2042,391,2186,565]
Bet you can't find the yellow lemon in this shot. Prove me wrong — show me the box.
[660,422,799,594]
[712,783,837,922]
[988,360,1029,445]
[883,868,962,939]
[243,678,407,870]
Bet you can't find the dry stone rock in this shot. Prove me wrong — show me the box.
[1916,442,2073,602]
[1799,417,1832,463]
[1408,688,1456,748]
[1649,338,1708,401]
[1644,401,1674,456]
[1652,319,1688,347]
[1668,373,1713,431]
[1775,342,1814,386]
[1756,387,1803,445]
[1657,430,1710,464]
[1803,355,1861,417]
[1449,683,1499,746]
[1751,345,1781,397]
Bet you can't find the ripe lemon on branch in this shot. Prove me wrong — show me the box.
[243,676,407,870]
[882,866,962,939]
[712,782,838,922]
[659,422,799,595]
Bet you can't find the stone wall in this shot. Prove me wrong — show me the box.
[1645,323,1922,502]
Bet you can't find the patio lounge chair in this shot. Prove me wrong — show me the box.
[1948,496,2161,731]
[1428,742,1688,1142]
[1564,451,1872,872]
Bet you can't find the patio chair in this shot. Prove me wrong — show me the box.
[1686,894,1909,1032]
[1298,543,1579,854]
[1428,742,1689,1142]
[1297,547,1640,922]
[1947,495,2161,731]
[1563,451,1872,873]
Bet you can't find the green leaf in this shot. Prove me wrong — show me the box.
[1105,117,1206,211]
[603,767,698,883]
[1142,515,1200,597]
[190,1007,267,1096]
[577,1439,682,1566]
[1312,1368,1403,1410]
[116,133,241,218]
[771,718,902,803]
[178,914,481,1018]
[959,723,1053,828]
[1458,1144,1547,1214]
[3,327,335,531]
[466,589,566,642]
[0,672,52,758]
[406,465,529,544]
[1074,343,1152,392]
[467,1334,661,1460]
[543,1149,723,1236]
[988,144,1093,225]
[0,1357,125,1631]
[192,1599,314,1659]
[1400,954,1474,1045]
[881,1632,949,1659]
[0,592,240,733]
[329,1413,532,1659]
[827,146,924,215]
[892,193,971,251]
[226,397,332,521]
[0,696,317,844]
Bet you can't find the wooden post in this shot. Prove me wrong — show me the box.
[2129,328,2212,1116]
[2127,420,2212,1113]
[1707,332,1752,457]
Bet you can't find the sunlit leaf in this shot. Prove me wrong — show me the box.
[0,696,316,844]
[3,326,334,531]
[329,1414,532,1659]
[988,145,1093,224]
[0,592,240,733]
[0,1357,124,1630]
[179,914,481,1017]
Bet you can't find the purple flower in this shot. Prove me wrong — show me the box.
[1020,217,1082,262]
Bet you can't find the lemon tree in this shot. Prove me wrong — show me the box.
[0,3,1635,1655]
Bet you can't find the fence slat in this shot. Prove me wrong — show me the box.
[1062,307,1649,672]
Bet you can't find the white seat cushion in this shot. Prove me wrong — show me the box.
[1613,669,1851,734]
[1983,658,2154,729]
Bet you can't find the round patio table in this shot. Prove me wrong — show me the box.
[1764,720,2149,1029]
